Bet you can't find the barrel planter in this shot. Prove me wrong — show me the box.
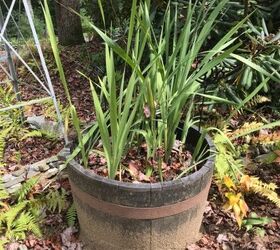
[68,126,215,250]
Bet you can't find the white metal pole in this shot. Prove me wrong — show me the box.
[0,34,52,95]
[0,0,16,37]
[0,4,21,103]
[23,0,68,144]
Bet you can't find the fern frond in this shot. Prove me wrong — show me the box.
[4,201,28,232]
[227,122,264,139]
[39,127,59,140]
[0,191,9,201]
[214,132,243,182]
[0,128,11,166]
[0,83,26,159]
[252,131,280,145]
[0,204,8,225]
[20,130,43,141]
[0,83,15,107]
[0,115,13,128]
[12,212,41,238]
[28,198,45,212]
[66,203,77,226]
[28,219,42,237]
[46,188,67,213]
[0,238,8,250]
[12,212,32,234]
[21,127,59,141]
[0,179,9,201]
[215,153,230,179]
[16,177,39,202]
[245,95,271,109]
[251,177,280,207]
[1,200,42,240]
[4,213,40,240]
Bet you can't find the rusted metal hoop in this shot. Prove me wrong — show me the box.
[71,180,211,220]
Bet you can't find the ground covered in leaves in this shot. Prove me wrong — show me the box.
[4,137,64,168]
[190,179,280,250]
[18,39,103,122]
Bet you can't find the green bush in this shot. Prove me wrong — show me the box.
[7,12,45,41]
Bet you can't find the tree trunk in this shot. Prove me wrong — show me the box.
[55,0,84,46]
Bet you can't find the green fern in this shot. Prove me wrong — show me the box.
[0,115,13,128]
[251,178,280,207]
[4,201,28,228]
[0,84,22,129]
[37,126,59,140]
[0,83,23,166]
[66,203,77,226]
[214,128,280,227]
[0,84,15,108]
[0,238,8,250]
[12,211,41,238]
[0,175,70,246]
[20,130,43,141]
[28,217,42,237]
[0,176,42,242]
[28,197,45,213]
[16,177,39,202]
[46,188,67,213]
[5,209,41,240]
[0,128,11,167]
[214,132,244,182]
[20,127,59,141]
[0,179,9,201]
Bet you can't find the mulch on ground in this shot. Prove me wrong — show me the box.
[18,39,103,122]
[4,137,64,171]
[190,179,280,249]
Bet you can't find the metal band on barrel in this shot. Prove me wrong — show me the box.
[70,181,211,220]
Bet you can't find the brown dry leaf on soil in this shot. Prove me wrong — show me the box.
[128,161,139,178]
[138,172,150,182]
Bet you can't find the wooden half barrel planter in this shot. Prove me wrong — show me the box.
[67,126,215,250]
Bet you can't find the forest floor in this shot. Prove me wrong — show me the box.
[1,41,280,249]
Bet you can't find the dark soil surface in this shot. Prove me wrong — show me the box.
[88,143,194,183]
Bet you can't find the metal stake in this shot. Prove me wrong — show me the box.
[0,5,21,103]
[23,0,68,144]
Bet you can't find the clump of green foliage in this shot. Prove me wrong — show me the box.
[45,0,255,181]
[0,83,25,166]
[214,121,280,227]
[0,176,74,249]
[0,83,62,166]
[3,2,45,43]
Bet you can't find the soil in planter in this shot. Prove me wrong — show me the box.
[87,140,200,183]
